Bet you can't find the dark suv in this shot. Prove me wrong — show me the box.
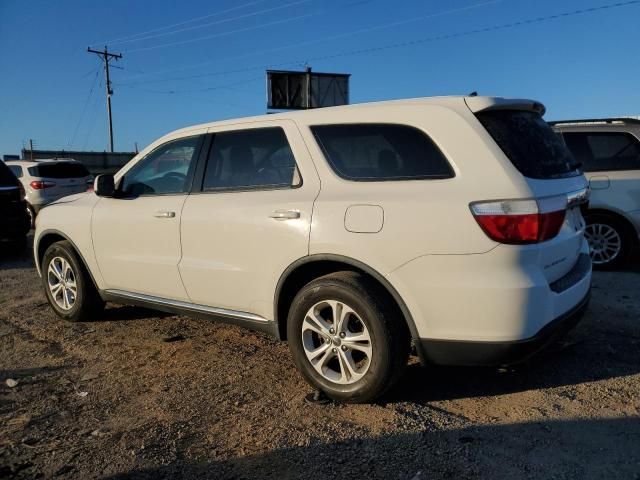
[0,160,30,250]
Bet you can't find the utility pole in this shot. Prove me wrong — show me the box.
[87,46,122,152]
[29,139,34,161]
[305,66,312,109]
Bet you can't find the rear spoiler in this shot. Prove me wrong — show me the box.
[465,97,546,116]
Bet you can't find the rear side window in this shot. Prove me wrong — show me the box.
[562,132,640,172]
[28,162,90,179]
[202,127,299,191]
[311,124,453,181]
[0,162,19,186]
[476,110,580,179]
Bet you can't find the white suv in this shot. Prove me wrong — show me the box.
[34,96,591,403]
[552,118,640,268]
[6,159,92,226]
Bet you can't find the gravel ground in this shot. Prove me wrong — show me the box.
[0,244,639,479]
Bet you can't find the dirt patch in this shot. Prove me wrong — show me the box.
[1,247,639,479]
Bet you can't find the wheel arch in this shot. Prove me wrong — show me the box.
[36,230,101,291]
[274,254,425,362]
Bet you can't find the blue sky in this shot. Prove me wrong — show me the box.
[1,0,639,156]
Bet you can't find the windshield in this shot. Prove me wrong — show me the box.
[476,110,581,179]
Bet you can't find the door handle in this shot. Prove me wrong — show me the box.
[154,210,176,218]
[269,209,300,220]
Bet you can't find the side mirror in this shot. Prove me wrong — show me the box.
[94,174,115,197]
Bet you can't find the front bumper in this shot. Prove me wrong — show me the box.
[419,290,590,366]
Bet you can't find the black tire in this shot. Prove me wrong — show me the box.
[287,271,409,403]
[41,240,104,322]
[26,204,36,229]
[6,236,28,254]
[584,213,634,270]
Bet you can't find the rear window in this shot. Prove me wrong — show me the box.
[476,110,581,179]
[28,162,90,179]
[562,132,640,172]
[311,124,454,181]
[0,162,19,186]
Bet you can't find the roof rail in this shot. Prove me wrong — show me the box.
[549,117,640,126]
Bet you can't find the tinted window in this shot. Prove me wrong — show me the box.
[28,162,90,179]
[8,165,22,178]
[311,124,453,181]
[121,136,201,196]
[476,110,580,179]
[202,127,298,191]
[562,132,640,172]
[0,162,20,187]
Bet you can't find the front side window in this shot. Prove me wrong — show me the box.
[202,127,299,191]
[562,132,640,172]
[120,136,201,196]
[311,124,453,181]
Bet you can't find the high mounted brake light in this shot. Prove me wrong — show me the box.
[470,195,567,244]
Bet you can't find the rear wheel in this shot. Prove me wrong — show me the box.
[584,213,633,269]
[42,240,104,321]
[287,272,409,403]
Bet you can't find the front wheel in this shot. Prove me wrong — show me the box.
[287,272,409,403]
[42,240,104,321]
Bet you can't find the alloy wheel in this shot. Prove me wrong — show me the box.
[47,256,77,310]
[585,223,622,265]
[301,300,372,385]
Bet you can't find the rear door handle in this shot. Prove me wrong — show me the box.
[154,210,176,218]
[269,209,300,220]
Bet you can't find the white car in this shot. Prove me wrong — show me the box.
[551,118,640,268]
[6,159,92,227]
[34,96,591,403]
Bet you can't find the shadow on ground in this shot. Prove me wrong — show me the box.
[102,417,640,480]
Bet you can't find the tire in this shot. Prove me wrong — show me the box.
[584,213,634,270]
[7,236,28,254]
[287,271,410,403]
[26,204,36,229]
[41,240,104,322]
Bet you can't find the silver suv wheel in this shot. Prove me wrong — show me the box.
[47,256,77,310]
[585,223,622,265]
[301,300,372,385]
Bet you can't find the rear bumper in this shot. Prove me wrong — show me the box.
[419,289,590,366]
[1,210,30,240]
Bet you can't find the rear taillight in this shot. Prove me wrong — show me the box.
[471,195,567,244]
[30,180,56,190]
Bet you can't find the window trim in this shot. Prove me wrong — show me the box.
[310,123,455,182]
[561,131,640,173]
[193,127,304,195]
[117,134,205,198]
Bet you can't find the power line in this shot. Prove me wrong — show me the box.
[68,68,101,148]
[83,77,105,151]
[116,76,263,95]
[110,0,312,47]
[116,0,505,84]
[95,0,270,46]
[125,12,316,53]
[119,0,640,85]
